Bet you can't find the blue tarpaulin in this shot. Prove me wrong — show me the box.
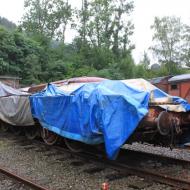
[29,79,190,159]
[30,80,150,159]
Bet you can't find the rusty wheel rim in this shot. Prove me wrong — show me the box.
[41,128,58,145]
[64,138,83,153]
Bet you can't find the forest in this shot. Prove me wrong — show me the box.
[0,0,190,85]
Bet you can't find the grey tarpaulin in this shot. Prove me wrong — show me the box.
[0,82,34,126]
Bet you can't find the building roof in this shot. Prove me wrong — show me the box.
[168,73,190,83]
[149,76,172,84]
[0,75,21,80]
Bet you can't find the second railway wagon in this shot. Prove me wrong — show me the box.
[150,74,190,103]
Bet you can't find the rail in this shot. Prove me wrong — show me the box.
[0,165,51,190]
[2,132,190,190]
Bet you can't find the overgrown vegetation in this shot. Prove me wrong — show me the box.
[0,0,190,85]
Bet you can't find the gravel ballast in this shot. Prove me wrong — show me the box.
[0,133,182,190]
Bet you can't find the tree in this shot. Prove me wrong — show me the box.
[181,24,190,67]
[118,54,135,78]
[0,1,137,84]
[150,16,184,74]
[77,0,134,54]
[73,0,135,77]
[134,52,150,78]
[22,0,72,42]
[0,26,47,84]
[140,51,150,70]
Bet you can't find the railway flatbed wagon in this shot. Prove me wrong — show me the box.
[0,82,36,138]
[29,79,190,159]
[150,74,190,104]
[0,77,106,139]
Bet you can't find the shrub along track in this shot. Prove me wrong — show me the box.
[1,132,190,189]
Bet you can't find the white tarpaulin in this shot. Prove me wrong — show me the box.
[0,96,34,126]
[0,82,28,96]
[0,82,34,126]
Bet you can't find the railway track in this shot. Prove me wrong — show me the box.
[77,150,190,190]
[41,139,190,189]
[0,165,51,190]
[1,132,190,189]
[119,147,190,166]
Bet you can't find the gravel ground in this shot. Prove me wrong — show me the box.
[123,142,190,160]
[0,133,180,190]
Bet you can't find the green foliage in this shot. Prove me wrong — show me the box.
[150,16,190,75]
[2,3,190,86]
[181,24,190,67]
[22,0,72,42]
[47,60,71,81]
[118,54,135,79]
[76,0,134,55]
[0,26,47,84]
[68,0,135,80]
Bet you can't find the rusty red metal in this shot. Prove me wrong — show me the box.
[128,106,190,146]
[168,80,190,103]
[149,76,172,93]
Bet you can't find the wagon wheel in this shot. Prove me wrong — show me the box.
[157,111,171,136]
[24,126,39,140]
[64,138,83,153]
[9,125,22,135]
[0,121,9,132]
[40,128,59,145]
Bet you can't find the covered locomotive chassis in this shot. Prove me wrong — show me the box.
[30,78,190,159]
[128,107,190,147]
